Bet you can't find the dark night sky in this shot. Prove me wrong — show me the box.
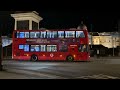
[0,10,120,36]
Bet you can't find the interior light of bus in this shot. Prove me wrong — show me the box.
[14,54,16,57]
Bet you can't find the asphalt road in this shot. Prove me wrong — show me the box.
[2,58,120,79]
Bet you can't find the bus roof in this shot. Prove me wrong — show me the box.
[13,29,88,32]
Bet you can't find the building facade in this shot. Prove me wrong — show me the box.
[11,11,43,30]
[89,32,120,48]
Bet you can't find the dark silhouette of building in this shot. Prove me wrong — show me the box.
[89,44,109,57]
[77,21,87,30]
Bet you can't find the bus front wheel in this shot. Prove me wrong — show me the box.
[66,55,74,62]
[31,55,38,62]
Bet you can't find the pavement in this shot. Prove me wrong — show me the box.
[0,70,33,79]
[3,56,12,60]
[0,69,64,79]
[0,56,120,79]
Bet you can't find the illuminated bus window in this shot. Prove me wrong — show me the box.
[65,31,75,38]
[19,45,24,49]
[58,31,64,38]
[30,32,39,38]
[59,45,68,52]
[47,45,57,52]
[25,32,29,38]
[16,32,19,38]
[31,45,35,52]
[35,45,40,52]
[47,32,51,38]
[47,31,57,38]
[40,45,46,52]
[31,45,40,52]
[40,31,46,38]
[24,45,29,52]
[36,32,40,38]
[19,32,25,38]
[51,45,57,52]
[30,32,35,38]
[52,31,57,38]
[76,31,85,38]
[30,32,40,38]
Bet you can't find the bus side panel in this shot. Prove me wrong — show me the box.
[13,56,31,60]
[38,52,66,61]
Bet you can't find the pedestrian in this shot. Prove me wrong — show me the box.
[97,49,100,58]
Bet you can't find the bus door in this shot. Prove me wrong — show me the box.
[78,44,90,58]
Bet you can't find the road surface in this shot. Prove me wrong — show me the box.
[1,58,120,79]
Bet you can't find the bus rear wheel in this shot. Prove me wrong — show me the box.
[66,55,74,62]
[31,55,38,62]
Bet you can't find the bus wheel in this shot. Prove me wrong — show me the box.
[66,55,74,62]
[31,55,38,62]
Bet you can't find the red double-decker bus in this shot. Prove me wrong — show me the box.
[12,29,90,61]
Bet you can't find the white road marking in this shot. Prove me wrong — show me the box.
[77,74,119,79]
[6,68,67,79]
